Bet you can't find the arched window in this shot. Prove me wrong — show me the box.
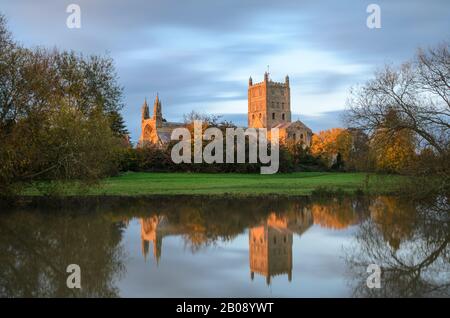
[259,113,262,119]
[143,125,152,139]
[272,113,275,120]
[293,133,296,140]
[252,114,255,120]
[282,113,285,120]
[300,133,304,140]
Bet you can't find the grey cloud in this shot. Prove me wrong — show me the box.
[1,0,449,142]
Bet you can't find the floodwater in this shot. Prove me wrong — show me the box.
[0,195,448,297]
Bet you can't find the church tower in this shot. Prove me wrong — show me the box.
[248,72,291,129]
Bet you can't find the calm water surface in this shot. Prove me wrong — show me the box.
[0,196,448,297]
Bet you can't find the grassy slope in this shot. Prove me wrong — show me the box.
[31,172,404,196]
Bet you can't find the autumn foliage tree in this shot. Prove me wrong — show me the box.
[370,110,417,173]
[311,128,349,169]
[0,14,127,196]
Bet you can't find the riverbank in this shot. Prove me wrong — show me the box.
[22,172,407,197]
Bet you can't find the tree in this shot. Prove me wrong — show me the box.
[368,110,417,173]
[345,42,449,156]
[311,128,348,168]
[108,110,129,138]
[345,42,449,185]
[0,15,127,196]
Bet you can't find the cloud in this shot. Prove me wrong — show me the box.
[1,0,449,142]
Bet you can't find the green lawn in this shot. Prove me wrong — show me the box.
[25,172,406,196]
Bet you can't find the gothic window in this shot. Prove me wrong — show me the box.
[143,124,152,139]
[272,113,275,120]
[300,133,304,140]
[259,113,262,119]
[282,113,285,120]
[293,133,296,140]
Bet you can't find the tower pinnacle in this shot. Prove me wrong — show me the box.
[153,93,163,126]
[141,98,149,120]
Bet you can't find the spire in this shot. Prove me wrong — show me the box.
[153,93,163,125]
[141,97,149,120]
[249,76,253,86]
[285,75,289,85]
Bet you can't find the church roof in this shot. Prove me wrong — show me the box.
[157,131,172,144]
[273,120,312,132]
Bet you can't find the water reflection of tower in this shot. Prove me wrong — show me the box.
[249,210,313,285]
[249,213,293,285]
[140,216,167,264]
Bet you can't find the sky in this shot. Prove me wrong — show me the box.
[1,0,449,142]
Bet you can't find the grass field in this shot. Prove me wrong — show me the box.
[25,172,406,196]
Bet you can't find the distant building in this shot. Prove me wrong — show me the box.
[248,72,312,146]
[138,94,184,147]
[138,72,312,147]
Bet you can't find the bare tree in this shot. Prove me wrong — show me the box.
[345,42,450,155]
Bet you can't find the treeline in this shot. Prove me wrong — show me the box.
[0,14,128,196]
[118,111,321,173]
[118,141,320,174]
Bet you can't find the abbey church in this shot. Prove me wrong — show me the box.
[139,73,312,147]
[138,94,184,147]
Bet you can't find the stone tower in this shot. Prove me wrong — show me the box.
[248,72,291,129]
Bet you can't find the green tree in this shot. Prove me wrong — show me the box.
[0,14,127,196]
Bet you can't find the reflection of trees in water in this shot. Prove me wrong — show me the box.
[0,210,126,297]
[4,195,445,297]
[311,198,369,230]
[346,196,450,297]
[136,197,372,257]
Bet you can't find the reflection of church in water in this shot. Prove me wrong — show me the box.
[140,216,167,264]
[139,210,314,284]
[249,212,312,285]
